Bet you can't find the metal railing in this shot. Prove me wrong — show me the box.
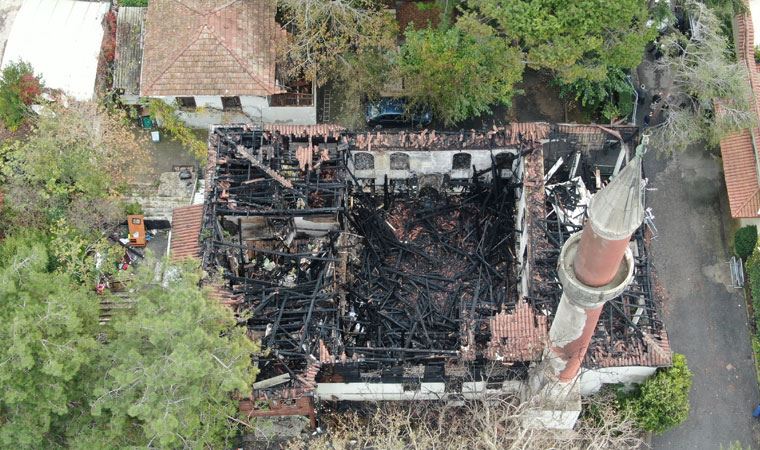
[730,256,745,288]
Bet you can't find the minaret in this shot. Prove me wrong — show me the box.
[526,149,645,427]
[544,152,644,381]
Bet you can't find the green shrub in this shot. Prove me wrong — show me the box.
[557,68,635,122]
[735,225,757,260]
[752,335,760,386]
[747,250,760,332]
[0,60,42,131]
[619,353,692,433]
[721,441,751,450]
[124,202,143,216]
[119,0,147,5]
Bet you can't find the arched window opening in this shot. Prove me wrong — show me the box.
[452,152,471,170]
[354,152,374,170]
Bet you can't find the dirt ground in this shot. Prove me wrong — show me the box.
[509,69,584,123]
[452,70,583,130]
[131,127,205,180]
[396,1,442,31]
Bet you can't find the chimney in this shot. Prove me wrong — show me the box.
[542,152,645,383]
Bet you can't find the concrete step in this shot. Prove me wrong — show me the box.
[125,195,192,221]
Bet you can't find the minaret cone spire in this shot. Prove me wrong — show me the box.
[573,154,644,286]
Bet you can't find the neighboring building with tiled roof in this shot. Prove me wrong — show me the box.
[169,204,204,262]
[113,0,316,127]
[720,4,760,218]
[141,0,284,97]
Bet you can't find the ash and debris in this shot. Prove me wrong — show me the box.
[200,123,669,410]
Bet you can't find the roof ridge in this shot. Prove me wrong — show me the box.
[143,22,206,94]
[169,0,200,15]
[169,0,237,16]
[736,186,760,215]
[210,26,280,96]
[210,0,241,14]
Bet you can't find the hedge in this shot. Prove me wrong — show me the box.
[735,225,757,260]
[747,250,760,332]
[619,353,692,433]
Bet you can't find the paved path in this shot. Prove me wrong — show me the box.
[646,149,760,449]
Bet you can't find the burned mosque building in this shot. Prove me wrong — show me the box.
[169,122,670,428]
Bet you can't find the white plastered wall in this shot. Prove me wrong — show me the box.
[579,366,657,395]
[151,96,316,128]
[348,149,518,184]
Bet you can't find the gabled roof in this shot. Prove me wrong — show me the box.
[721,129,760,217]
[719,6,760,218]
[140,0,286,97]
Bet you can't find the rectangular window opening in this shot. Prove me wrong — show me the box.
[176,97,196,109]
[221,96,242,111]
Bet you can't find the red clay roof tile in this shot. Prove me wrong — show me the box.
[720,5,760,218]
[169,204,204,261]
[140,0,285,97]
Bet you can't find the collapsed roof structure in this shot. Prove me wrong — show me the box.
[170,122,670,423]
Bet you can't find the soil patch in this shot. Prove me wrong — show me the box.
[509,69,583,123]
[397,1,441,31]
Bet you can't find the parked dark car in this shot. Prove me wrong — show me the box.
[365,98,432,128]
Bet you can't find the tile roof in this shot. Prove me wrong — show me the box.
[140,0,286,97]
[721,129,760,217]
[264,124,346,138]
[169,204,204,261]
[206,284,243,307]
[114,7,146,96]
[485,301,549,362]
[586,330,671,369]
[719,6,760,218]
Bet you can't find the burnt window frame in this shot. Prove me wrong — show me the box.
[221,96,242,111]
[452,152,472,170]
[354,152,375,170]
[175,96,196,109]
[494,152,515,175]
[389,152,410,170]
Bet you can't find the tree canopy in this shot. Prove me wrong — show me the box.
[277,0,397,84]
[619,353,693,433]
[69,263,258,449]
[1,102,149,232]
[557,67,635,121]
[0,233,99,449]
[0,60,42,131]
[0,240,258,449]
[465,0,654,83]
[399,15,524,125]
[650,0,756,152]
